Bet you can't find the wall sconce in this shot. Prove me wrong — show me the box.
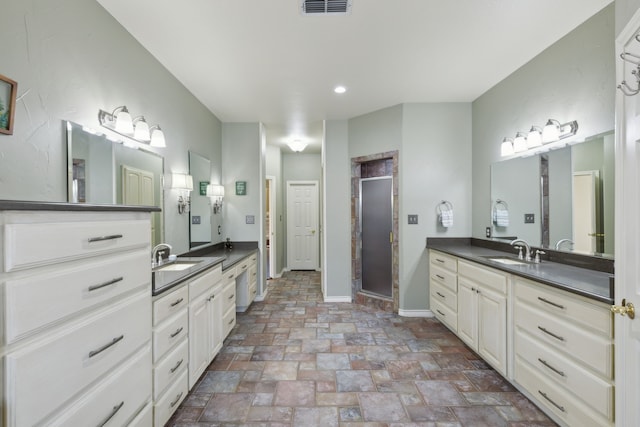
[287,139,308,152]
[171,173,193,214]
[98,106,166,147]
[500,118,578,158]
[206,184,225,214]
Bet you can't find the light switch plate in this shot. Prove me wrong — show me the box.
[408,214,418,225]
[246,215,255,224]
[524,213,535,224]
[192,216,201,224]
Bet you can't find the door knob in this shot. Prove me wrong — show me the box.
[311,230,316,234]
[611,298,635,319]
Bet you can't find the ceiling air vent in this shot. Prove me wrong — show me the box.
[301,0,352,15]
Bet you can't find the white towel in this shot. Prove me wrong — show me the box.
[439,208,453,228]
[493,208,509,227]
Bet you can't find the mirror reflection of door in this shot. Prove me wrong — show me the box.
[266,176,276,279]
[189,151,212,249]
[572,170,601,253]
[122,165,157,245]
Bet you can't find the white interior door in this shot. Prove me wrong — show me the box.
[572,171,598,253]
[286,181,319,270]
[266,176,277,278]
[614,12,640,427]
[122,165,157,245]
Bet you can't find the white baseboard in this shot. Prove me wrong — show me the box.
[323,296,352,303]
[254,289,268,302]
[398,309,434,318]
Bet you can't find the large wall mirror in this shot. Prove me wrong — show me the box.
[66,120,164,246]
[189,151,212,249]
[490,130,614,257]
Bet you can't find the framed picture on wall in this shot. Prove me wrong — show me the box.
[0,74,17,135]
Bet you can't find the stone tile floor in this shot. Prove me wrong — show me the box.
[167,271,556,427]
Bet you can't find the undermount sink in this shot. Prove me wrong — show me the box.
[482,256,528,266]
[153,260,199,272]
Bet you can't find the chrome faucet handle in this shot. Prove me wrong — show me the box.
[514,246,524,260]
[534,250,546,263]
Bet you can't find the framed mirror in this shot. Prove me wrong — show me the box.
[66,120,164,246]
[490,130,614,256]
[189,151,212,249]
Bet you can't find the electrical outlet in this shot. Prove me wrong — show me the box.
[486,227,491,238]
[246,215,255,224]
[524,213,535,224]
[192,215,201,224]
[408,214,418,225]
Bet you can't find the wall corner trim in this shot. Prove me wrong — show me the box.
[398,309,434,318]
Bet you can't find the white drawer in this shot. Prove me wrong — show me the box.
[515,329,613,420]
[431,297,457,332]
[189,266,222,301]
[430,280,457,312]
[48,346,151,427]
[249,265,257,284]
[222,267,237,285]
[154,370,188,427]
[458,260,507,294]
[515,356,612,427]
[515,301,613,378]
[429,250,457,273]
[249,282,257,302]
[4,219,149,272]
[514,277,612,337]
[223,306,236,337]
[153,286,189,326]
[429,264,457,293]
[129,402,153,427]
[154,339,188,400]
[6,290,150,427]
[250,253,258,264]
[223,280,236,313]
[153,309,188,363]
[5,250,150,344]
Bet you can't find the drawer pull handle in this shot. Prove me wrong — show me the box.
[228,318,235,325]
[435,274,445,280]
[170,297,184,307]
[435,258,445,263]
[170,358,184,374]
[538,390,565,412]
[96,401,124,427]
[537,297,565,310]
[436,309,445,316]
[170,327,184,338]
[228,274,234,279]
[228,294,235,300]
[436,291,445,298]
[89,335,124,358]
[538,358,565,377]
[88,277,123,292]
[252,289,257,295]
[537,326,565,342]
[208,294,216,302]
[170,392,184,408]
[88,234,123,243]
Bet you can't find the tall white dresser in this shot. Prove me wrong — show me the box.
[0,202,157,427]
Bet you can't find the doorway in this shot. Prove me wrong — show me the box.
[266,176,277,278]
[286,181,319,270]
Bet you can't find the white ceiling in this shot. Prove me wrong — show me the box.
[97,0,612,154]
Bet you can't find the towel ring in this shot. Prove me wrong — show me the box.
[436,200,453,214]
[493,199,508,210]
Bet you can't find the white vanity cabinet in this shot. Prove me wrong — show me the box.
[513,277,614,427]
[152,286,189,426]
[428,250,458,331]
[0,209,153,427]
[235,252,258,312]
[457,260,509,376]
[222,267,238,337]
[188,265,223,389]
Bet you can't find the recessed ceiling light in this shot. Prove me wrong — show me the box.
[334,85,347,94]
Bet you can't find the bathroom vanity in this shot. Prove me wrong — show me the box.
[427,238,614,427]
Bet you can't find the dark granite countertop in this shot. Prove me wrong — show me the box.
[0,200,161,212]
[152,242,259,297]
[427,239,614,304]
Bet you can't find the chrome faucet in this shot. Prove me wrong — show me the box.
[152,243,173,268]
[510,239,531,262]
[555,238,574,251]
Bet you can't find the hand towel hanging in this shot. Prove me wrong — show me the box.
[437,201,454,228]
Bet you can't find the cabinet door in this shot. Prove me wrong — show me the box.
[457,278,477,349]
[188,291,211,389]
[209,287,224,358]
[477,285,507,375]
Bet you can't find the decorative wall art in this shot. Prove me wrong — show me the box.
[0,74,17,135]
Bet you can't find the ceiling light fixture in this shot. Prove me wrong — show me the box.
[287,139,308,152]
[334,85,347,94]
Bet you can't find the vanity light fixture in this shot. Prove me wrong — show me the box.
[526,126,543,148]
[98,106,166,148]
[149,125,166,148]
[287,139,308,152]
[132,116,151,141]
[500,138,515,157]
[542,119,578,143]
[206,184,225,214]
[513,132,528,153]
[171,173,193,214]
